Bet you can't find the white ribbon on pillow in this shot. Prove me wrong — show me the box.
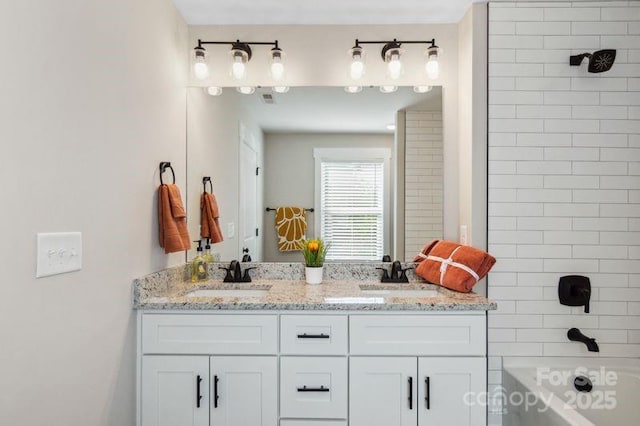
[417,246,480,284]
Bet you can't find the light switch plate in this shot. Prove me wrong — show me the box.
[460,225,468,245]
[36,232,82,278]
[227,222,235,239]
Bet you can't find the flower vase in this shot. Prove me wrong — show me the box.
[305,266,323,285]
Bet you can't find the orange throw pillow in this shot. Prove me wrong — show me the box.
[414,240,496,293]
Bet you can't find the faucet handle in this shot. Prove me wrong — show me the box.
[242,267,257,282]
[218,266,234,282]
[376,267,390,281]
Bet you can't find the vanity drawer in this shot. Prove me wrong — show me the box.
[141,313,278,354]
[281,421,347,426]
[349,314,486,356]
[280,357,348,419]
[280,315,348,355]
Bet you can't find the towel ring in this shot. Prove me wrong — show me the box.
[203,176,213,193]
[159,162,175,185]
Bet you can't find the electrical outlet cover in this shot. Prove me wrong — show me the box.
[36,232,82,278]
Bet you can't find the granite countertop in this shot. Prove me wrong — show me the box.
[133,263,496,312]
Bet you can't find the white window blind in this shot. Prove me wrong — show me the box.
[320,161,384,261]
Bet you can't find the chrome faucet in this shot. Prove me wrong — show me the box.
[568,328,599,352]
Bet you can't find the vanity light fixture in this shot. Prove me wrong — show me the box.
[413,85,432,93]
[349,38,440,82]
[207,86,223,96]
[272,86,290,93]
[237,86,256,95]
[344,85,363,94]
[192,39,285,82]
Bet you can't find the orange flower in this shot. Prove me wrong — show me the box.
[308,240,319,252]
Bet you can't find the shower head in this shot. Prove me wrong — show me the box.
[570,49,616,73]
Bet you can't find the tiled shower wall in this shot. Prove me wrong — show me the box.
[487,1,640,424]
[404,110,444,257]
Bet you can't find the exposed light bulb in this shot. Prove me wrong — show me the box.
[349,46,365,80]
[426,45,440,80]
[344,86,362,94]
[207,86,223,96]
[231,54,247,80]
[413,85,432,93]
[379,85,398,93]
[273,86,289,93]
[270,48,285,81]
[387,52,402,80]
[193,47,209,80]
[236,86,255,95]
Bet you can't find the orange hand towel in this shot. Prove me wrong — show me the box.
[275,207,307,252]
[200,192,224,243]
[158,184,191,254]
[413,240,496,293]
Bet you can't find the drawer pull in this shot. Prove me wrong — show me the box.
[297,333,330,339]
[408,377,413,410]
[425,377,430,410]
[297,385,330,392]
[213,375,220,408]
[196,375,203,408]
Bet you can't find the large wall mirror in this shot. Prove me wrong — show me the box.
[187,86,443,263]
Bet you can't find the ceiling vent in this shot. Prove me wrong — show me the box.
[260,93,276,104]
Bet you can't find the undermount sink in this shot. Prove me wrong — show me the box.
[186,289,270,298]
[359,288,440,298]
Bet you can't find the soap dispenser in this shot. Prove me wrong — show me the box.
[191,240,209,283]
[203,238,214,263]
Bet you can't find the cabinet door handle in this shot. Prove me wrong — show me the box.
[297,385,330,392]
[408,377,413,410]
[425,377,430,410]
[196,375,203,408]
[297,333,330,339]
[213,375,220,408]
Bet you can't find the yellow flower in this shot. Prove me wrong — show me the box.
[308,240,319,252]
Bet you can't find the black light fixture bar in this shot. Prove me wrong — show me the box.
[354,38,436,47]
[197,39,279,48]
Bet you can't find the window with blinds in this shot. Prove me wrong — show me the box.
[320,161,384,261]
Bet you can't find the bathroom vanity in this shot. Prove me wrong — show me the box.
[134,264,495,426]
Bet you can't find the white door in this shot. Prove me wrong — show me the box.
[418,357,486,426]
[210,356,277,426]
[141,355,209,426]
[239,128,259,261]
[350,357,417,426]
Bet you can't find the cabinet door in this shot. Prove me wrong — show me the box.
[418,357,486,426]
[210,356,277,426]
[141,356,209,426]
[349,357,417,426]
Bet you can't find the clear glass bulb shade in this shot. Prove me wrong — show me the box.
[231,57,247,81]
[379,85,398,93]
[387,53,402,80]
[350,59,364,80]
[426,57,439,80]
[207,86,223,96]
[194,62,209,80]
[344,86,362,94]
[413,85,432,93]
[270,50,285,81]
[236,86,255,95]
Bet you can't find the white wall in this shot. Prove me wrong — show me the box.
[189,24,462,241]
[404,110,444,257]
[263,132,393,261]
[487,2,640,424]
[0,0,187,425]
[186,88,264,261]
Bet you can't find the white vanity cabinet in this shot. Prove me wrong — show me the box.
[137,311,487,426]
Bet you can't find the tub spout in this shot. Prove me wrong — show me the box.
[567,328,599,352]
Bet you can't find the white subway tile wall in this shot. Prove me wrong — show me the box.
[488,2,640,425]
[404,110,444,257]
